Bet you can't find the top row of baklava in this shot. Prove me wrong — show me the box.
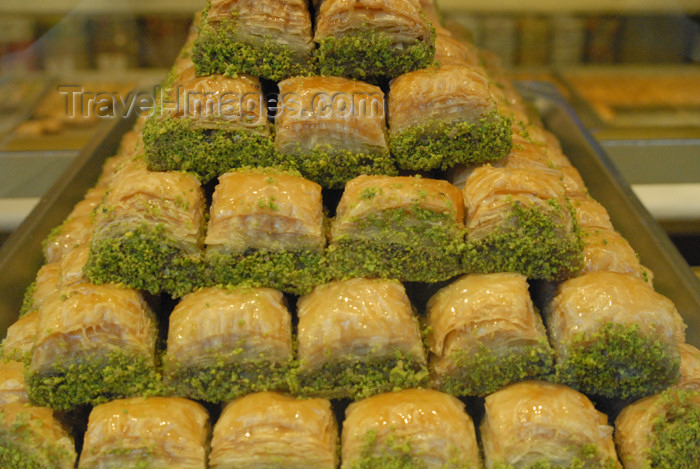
[144,1,515,187]
[195,0,438,82]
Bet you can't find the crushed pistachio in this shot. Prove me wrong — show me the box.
[555,323,680,400]
[390,113,513,171]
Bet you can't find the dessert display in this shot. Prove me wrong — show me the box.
[1,0,699,467]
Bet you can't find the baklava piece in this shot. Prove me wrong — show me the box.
[143,53,281,183]
[193,0,316,81]
[205,168,327,295]
[327,175,465,282]
[84,164,206,297]
[0,361,29,404]
[42,185,105,264]
[209,392,338,469]
[0,403,77,469]
[388,65,512,171]
[275,76,396,189]
[545,271,686,400]
[677,342,700,391]
[314,0,435,81]
[341,389,482,469]
[615,388,700,469]
[294,278,427,399]
[79,397,210,469]
[164,286,293,402]
[462,166,583,281]
[26,283,160,410]
[481,381,620,469]
[426,273,554,396]
[0,310,38,363]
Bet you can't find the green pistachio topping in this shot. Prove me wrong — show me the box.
[316,29,435,82]
[328,208,465,283]
[291,353,428,400]
[290,145,398,190]
[464,200,583,281]
[18,280,37,317]
[164,356,292,403]
[390,113,513,171]
[193,16,317,81]
[142,116,284,183]
[555,323,681,400]
[26,350,161,411]
[647,389,700,468]
[85,223,205,298]
[206,248,328,296]
[435,341,554,397]
[348,428,473,469]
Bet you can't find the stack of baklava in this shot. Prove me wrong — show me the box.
[2,0,699,467]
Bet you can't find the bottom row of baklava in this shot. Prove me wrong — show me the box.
[2,383,699,469]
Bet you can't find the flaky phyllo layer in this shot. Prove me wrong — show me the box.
[341,389,482,469]
[481,381,620,469]
[79,397,210,469]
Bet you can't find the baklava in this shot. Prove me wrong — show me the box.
[426,273,553,396]
[388,64,511,171]
[204,168,327,295]
[26,283,160,410]
[294,278,427,399]
[462,165,583,280]
[164,286,293,402]
[79,397,210,469]
[314,0,435,81]
[545,271,686,399]
[481,381,620,469]
[327,175,465,282]
[341,389,482,469]
[275,76,395,188]
[209,392,338,469]
[193,0,316,80]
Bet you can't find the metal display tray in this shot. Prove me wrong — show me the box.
[1,83,699,346]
